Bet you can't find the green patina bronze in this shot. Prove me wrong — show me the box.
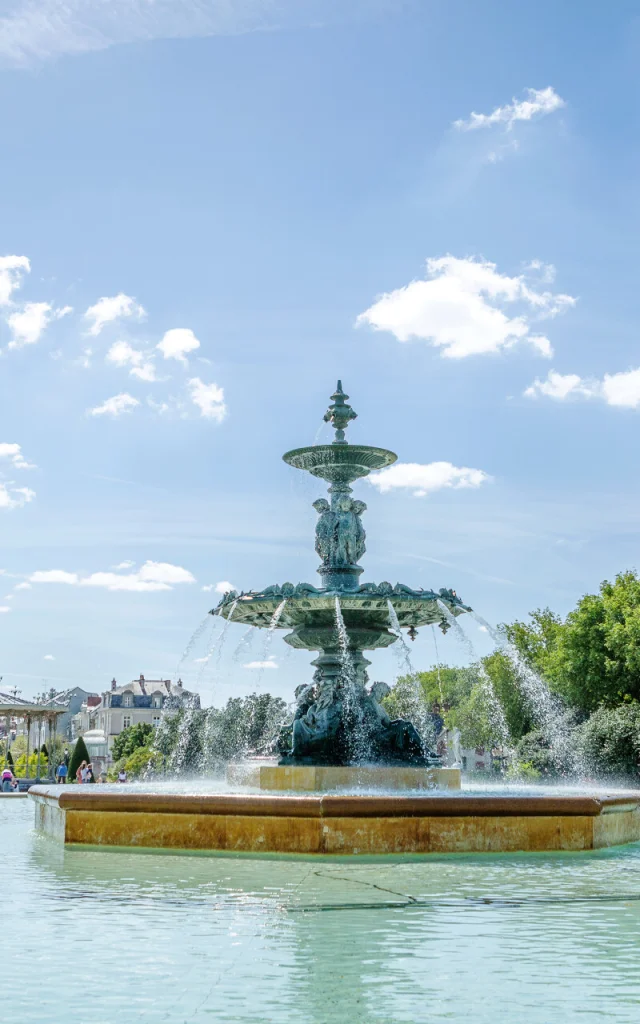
[212,382,470,766]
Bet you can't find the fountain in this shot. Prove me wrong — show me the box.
[213,381,466,791]
[29,382,640,856]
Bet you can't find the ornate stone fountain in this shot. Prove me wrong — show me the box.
[212,382,470,772]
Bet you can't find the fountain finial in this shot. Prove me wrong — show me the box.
[324,380,357,445]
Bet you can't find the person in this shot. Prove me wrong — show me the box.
[1,766,14,793]
[86,762,95,783]
[76,759,86,784]
[117,768,127,783]
[98,772,108,784]
[56,761,68,784]
[80,762,91,784]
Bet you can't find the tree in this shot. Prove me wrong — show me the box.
[575,703,640,777]
[505,574,640,712]
[112,723,153,762]
[123,746,163,780]
[6,750,13,767]
[68,736,90,783]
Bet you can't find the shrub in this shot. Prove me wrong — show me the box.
[68,736,90,783]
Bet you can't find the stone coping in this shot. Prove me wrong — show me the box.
[28,786,640,819]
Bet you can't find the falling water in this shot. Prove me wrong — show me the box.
[256,600,287,682]
[431,625,445,706]
[334,597,369,761]
[213,599,239,672]
[385,600,434,751]
[232,625,257,663]
[386,600,415,676]
[196,619,227,687]
[170,694,202,776]
[175,614,211,680]
[469,608,575,770]
[437,600,511,748]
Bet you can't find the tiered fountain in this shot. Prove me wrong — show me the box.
[214,381,467,790]
[30,382,640,856]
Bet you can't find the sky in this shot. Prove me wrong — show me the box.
[2,0,640,705]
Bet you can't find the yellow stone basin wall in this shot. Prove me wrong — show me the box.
[29,787,640,856]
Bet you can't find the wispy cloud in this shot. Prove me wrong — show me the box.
[84,293,145,336]
[30,560,196,592]
[454,87,565,132]
[0,1,397,69]
[88,392,140,417]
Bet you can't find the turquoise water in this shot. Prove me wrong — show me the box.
[5,798,640,1023]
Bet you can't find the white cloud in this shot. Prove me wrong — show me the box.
[106,340,157,382]
[0,255,30,305]
[84,293,145,336]
[112,561,135,570]
[243,658,278,670]
[525,368,640,409]
[187,377,227,421]
[43,654,55,660]
[202,580,236,593]
[157,328,200,363]
[6,302,71,349]
[193,656,209,663]
[14,582,31,590]
[524,371,594,401]
[0,485,35,510]
[138,561,196,585]
[369,461,491,498]
[454,87,565,132]
[0,443,35,470]
[29,560,196,592]
[356,256,574,360]
[89,393,140,417]
[0,607,11,614]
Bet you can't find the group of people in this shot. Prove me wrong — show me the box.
[1,767,19,792]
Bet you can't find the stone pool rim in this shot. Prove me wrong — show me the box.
[29,785,640,856]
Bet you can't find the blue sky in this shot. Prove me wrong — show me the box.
[1,0,640,704]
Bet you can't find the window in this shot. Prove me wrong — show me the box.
[152,694,163,709]
[123,715,131,729]
[152,715,161,728]
[123,693,133,707]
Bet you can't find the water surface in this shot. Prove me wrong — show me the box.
[4,799,640,1022]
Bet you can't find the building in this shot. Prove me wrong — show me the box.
[42,687,100,740]
[73,675,199,753]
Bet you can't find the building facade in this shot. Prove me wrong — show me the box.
[73,675,199,752]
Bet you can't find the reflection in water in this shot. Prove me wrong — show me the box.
[5,800,640,1022]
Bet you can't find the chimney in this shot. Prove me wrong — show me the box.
[111,678,117,691]
[139,674,145,681]
[177,678,183,688]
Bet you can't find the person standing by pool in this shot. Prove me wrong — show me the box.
[56,761,68,784]
[76,760,86,784]
[2,767,14,792]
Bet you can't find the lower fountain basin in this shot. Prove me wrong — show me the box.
[30,786,640,856]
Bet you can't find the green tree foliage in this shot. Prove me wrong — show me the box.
[575,703,640,777]
[112,723,153,762]
[68,736,90,783]
[123,746,163,780]
[6,750,13,767]
[507,573,640,712]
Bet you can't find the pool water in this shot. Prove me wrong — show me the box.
[4,798,640,1022]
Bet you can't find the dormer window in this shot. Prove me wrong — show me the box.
[152,693,163,709]
[123,692,133,707]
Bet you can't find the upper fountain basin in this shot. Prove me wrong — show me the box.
[212,584,470,632]
[282,443,397,485]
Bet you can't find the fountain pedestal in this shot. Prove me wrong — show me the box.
[258,765,460,792]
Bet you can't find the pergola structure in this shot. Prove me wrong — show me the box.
[0,691,67,783]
